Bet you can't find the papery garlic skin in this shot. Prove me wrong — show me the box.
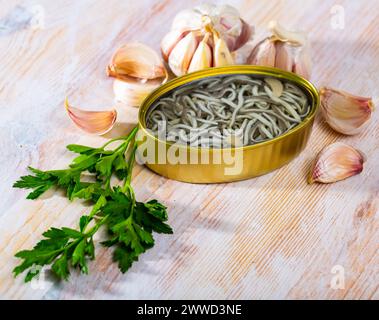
[247,21,311,79]
[308,142,365,184]
[107,42,168,107]
[161,3,253,76]
[269,20,307,46]
[113,77,163,107]
[319,87,374,135]
[65,98,117,135]
[170,4,251,51]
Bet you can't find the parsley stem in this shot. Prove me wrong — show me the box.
[84,215,109,237]
[37,214,109,262]
[101,126,138,150]
[126,147,137,187]
[121,144,137,221]
[122,145,137,195]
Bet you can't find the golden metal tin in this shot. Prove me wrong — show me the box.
[137,66,319,183]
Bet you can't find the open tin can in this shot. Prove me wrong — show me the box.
[137,66,319,183]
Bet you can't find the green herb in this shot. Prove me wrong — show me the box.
[13,127,173,282]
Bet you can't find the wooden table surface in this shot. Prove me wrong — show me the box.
[0,0,378,300]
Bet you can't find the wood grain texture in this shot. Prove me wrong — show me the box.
[0,0,378,300]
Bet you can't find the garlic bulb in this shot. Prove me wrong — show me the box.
[308,142,365,184]
[319,87,374,135]
[107,42,167,107]
[161,3,253,76]
[247,21,311,79]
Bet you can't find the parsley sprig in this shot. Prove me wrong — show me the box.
[13,127,173,282]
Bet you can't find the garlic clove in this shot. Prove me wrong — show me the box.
[65,98,117,135]
[269,20,307,46]
[274,41,293,72]
[319,87,374,135]
[113,76,164,107]
[293,45,312,80]
[107,42,166,80]
[168,31,198,76]
[308,142,365,184]
[188,35,212,73]
[231,19,253,51]
[247,38,276,67]
[264,77,283,97]
[213,33,234,67]
[161,29,187,61]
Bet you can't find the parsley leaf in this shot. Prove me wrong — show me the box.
[66,144,99,154]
